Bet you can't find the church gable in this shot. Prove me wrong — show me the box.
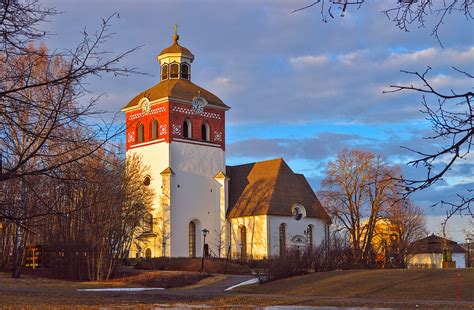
[227,158,330,222]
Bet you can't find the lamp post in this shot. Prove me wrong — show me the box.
[200,229,209,272]
[466,237,472,268]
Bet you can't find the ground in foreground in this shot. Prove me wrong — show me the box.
[0,268,472,309]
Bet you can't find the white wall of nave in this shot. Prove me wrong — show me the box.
[229,216,268,260]
[268,215,327,257]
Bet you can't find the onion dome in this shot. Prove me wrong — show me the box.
[158,24,194,59]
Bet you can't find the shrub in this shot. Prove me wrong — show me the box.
[259,248,313,283]
[112,271,210,288]
[135,257,251,275]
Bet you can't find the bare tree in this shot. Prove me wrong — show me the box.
[384,199,427,267]
[293,0,474,222]
[386,67,473,220]
[0,1,140,184]
[321,149,400,266]
[292,0,473,45]
[0,1,144,243]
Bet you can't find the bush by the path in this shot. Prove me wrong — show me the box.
[135,257,251,275]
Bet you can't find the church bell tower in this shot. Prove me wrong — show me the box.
[122,26,230,258]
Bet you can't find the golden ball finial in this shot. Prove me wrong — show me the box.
[173,24,179,43]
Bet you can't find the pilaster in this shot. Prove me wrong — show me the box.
[160,167,174,257]
[214,171,229,257]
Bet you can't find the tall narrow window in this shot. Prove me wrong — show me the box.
[279,223,286,256]
[161,64,169,81]
[307,225,313,248]
[183,119,192,138]
[201,122,210,141]
[137,123,145,143]
[240,226,247,260]
[189,221,196,258]
[181,63,190,80]
[145,213,153,232]
[170,63,179,79]
[151,119,159,140]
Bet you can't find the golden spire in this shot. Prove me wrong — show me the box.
[173,24,179,43]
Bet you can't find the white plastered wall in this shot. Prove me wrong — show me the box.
[268,215,327,257]
[127,142,169,258]
[229,216,268,259]
[169,141,226,257]
[407,253,443,268]
[453,253,466,268]
[408,253,466,268]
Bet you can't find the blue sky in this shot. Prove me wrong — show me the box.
[43,0,473,241]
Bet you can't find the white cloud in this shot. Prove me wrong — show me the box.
[385,47,437,66]
[289,55,329,66]
[206,76,242,98]
[337,50,369,65]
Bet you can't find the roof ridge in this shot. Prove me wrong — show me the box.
[228,157,285,168]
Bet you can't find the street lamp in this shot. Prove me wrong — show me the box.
[466,237,472,268]
[200,229,209,272]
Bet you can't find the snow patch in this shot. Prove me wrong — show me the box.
[77,287,164,292]
[224,278,258,291]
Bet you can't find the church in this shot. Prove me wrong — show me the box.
[122,27,331,260]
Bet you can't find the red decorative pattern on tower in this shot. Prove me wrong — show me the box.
[125,100,225,151]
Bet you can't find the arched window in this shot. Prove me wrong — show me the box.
[279,223,286,256]
[151,119,159,140]
[189,221,196,258]
[201,122,210,141]
[143,213,153,232]
[161,64,169,81]
[170,63,179,79]
[307,225,313,248]
[181,63,190,80]
[183,119,192,138]
[145,248,152,259]
[240,226,247,260]
[137,123,145,143]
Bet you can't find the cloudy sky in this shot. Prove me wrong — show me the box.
[42,0,473,241]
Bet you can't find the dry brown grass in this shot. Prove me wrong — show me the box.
[104,270,210,288]
[237,268,474,301]
[0,270,210,289]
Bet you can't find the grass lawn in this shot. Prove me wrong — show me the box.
[237,268,474,301]
[0,270,214,289]
[1,269,473,308]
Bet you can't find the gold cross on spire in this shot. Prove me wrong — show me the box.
[173,24,178,36]
[172,24,179,43]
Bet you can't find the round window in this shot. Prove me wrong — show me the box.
[293,208,302,220]
[143,175,151,186]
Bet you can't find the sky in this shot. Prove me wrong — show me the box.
[42,0,473,242]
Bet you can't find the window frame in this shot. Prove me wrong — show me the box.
[170,62,179,79]
[183,119,192,139]
[161,64,169,81]
[279,223,286,256]
[201,121,210,141]
[181,63,190,80]
[240,225,247,260]
[151,118,159,140]
[189,221,196,258]
[137,122,145,143]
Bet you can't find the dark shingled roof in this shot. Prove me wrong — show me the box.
[409,234,467,254]
[122,79,229,110]
[226,158,331,222]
